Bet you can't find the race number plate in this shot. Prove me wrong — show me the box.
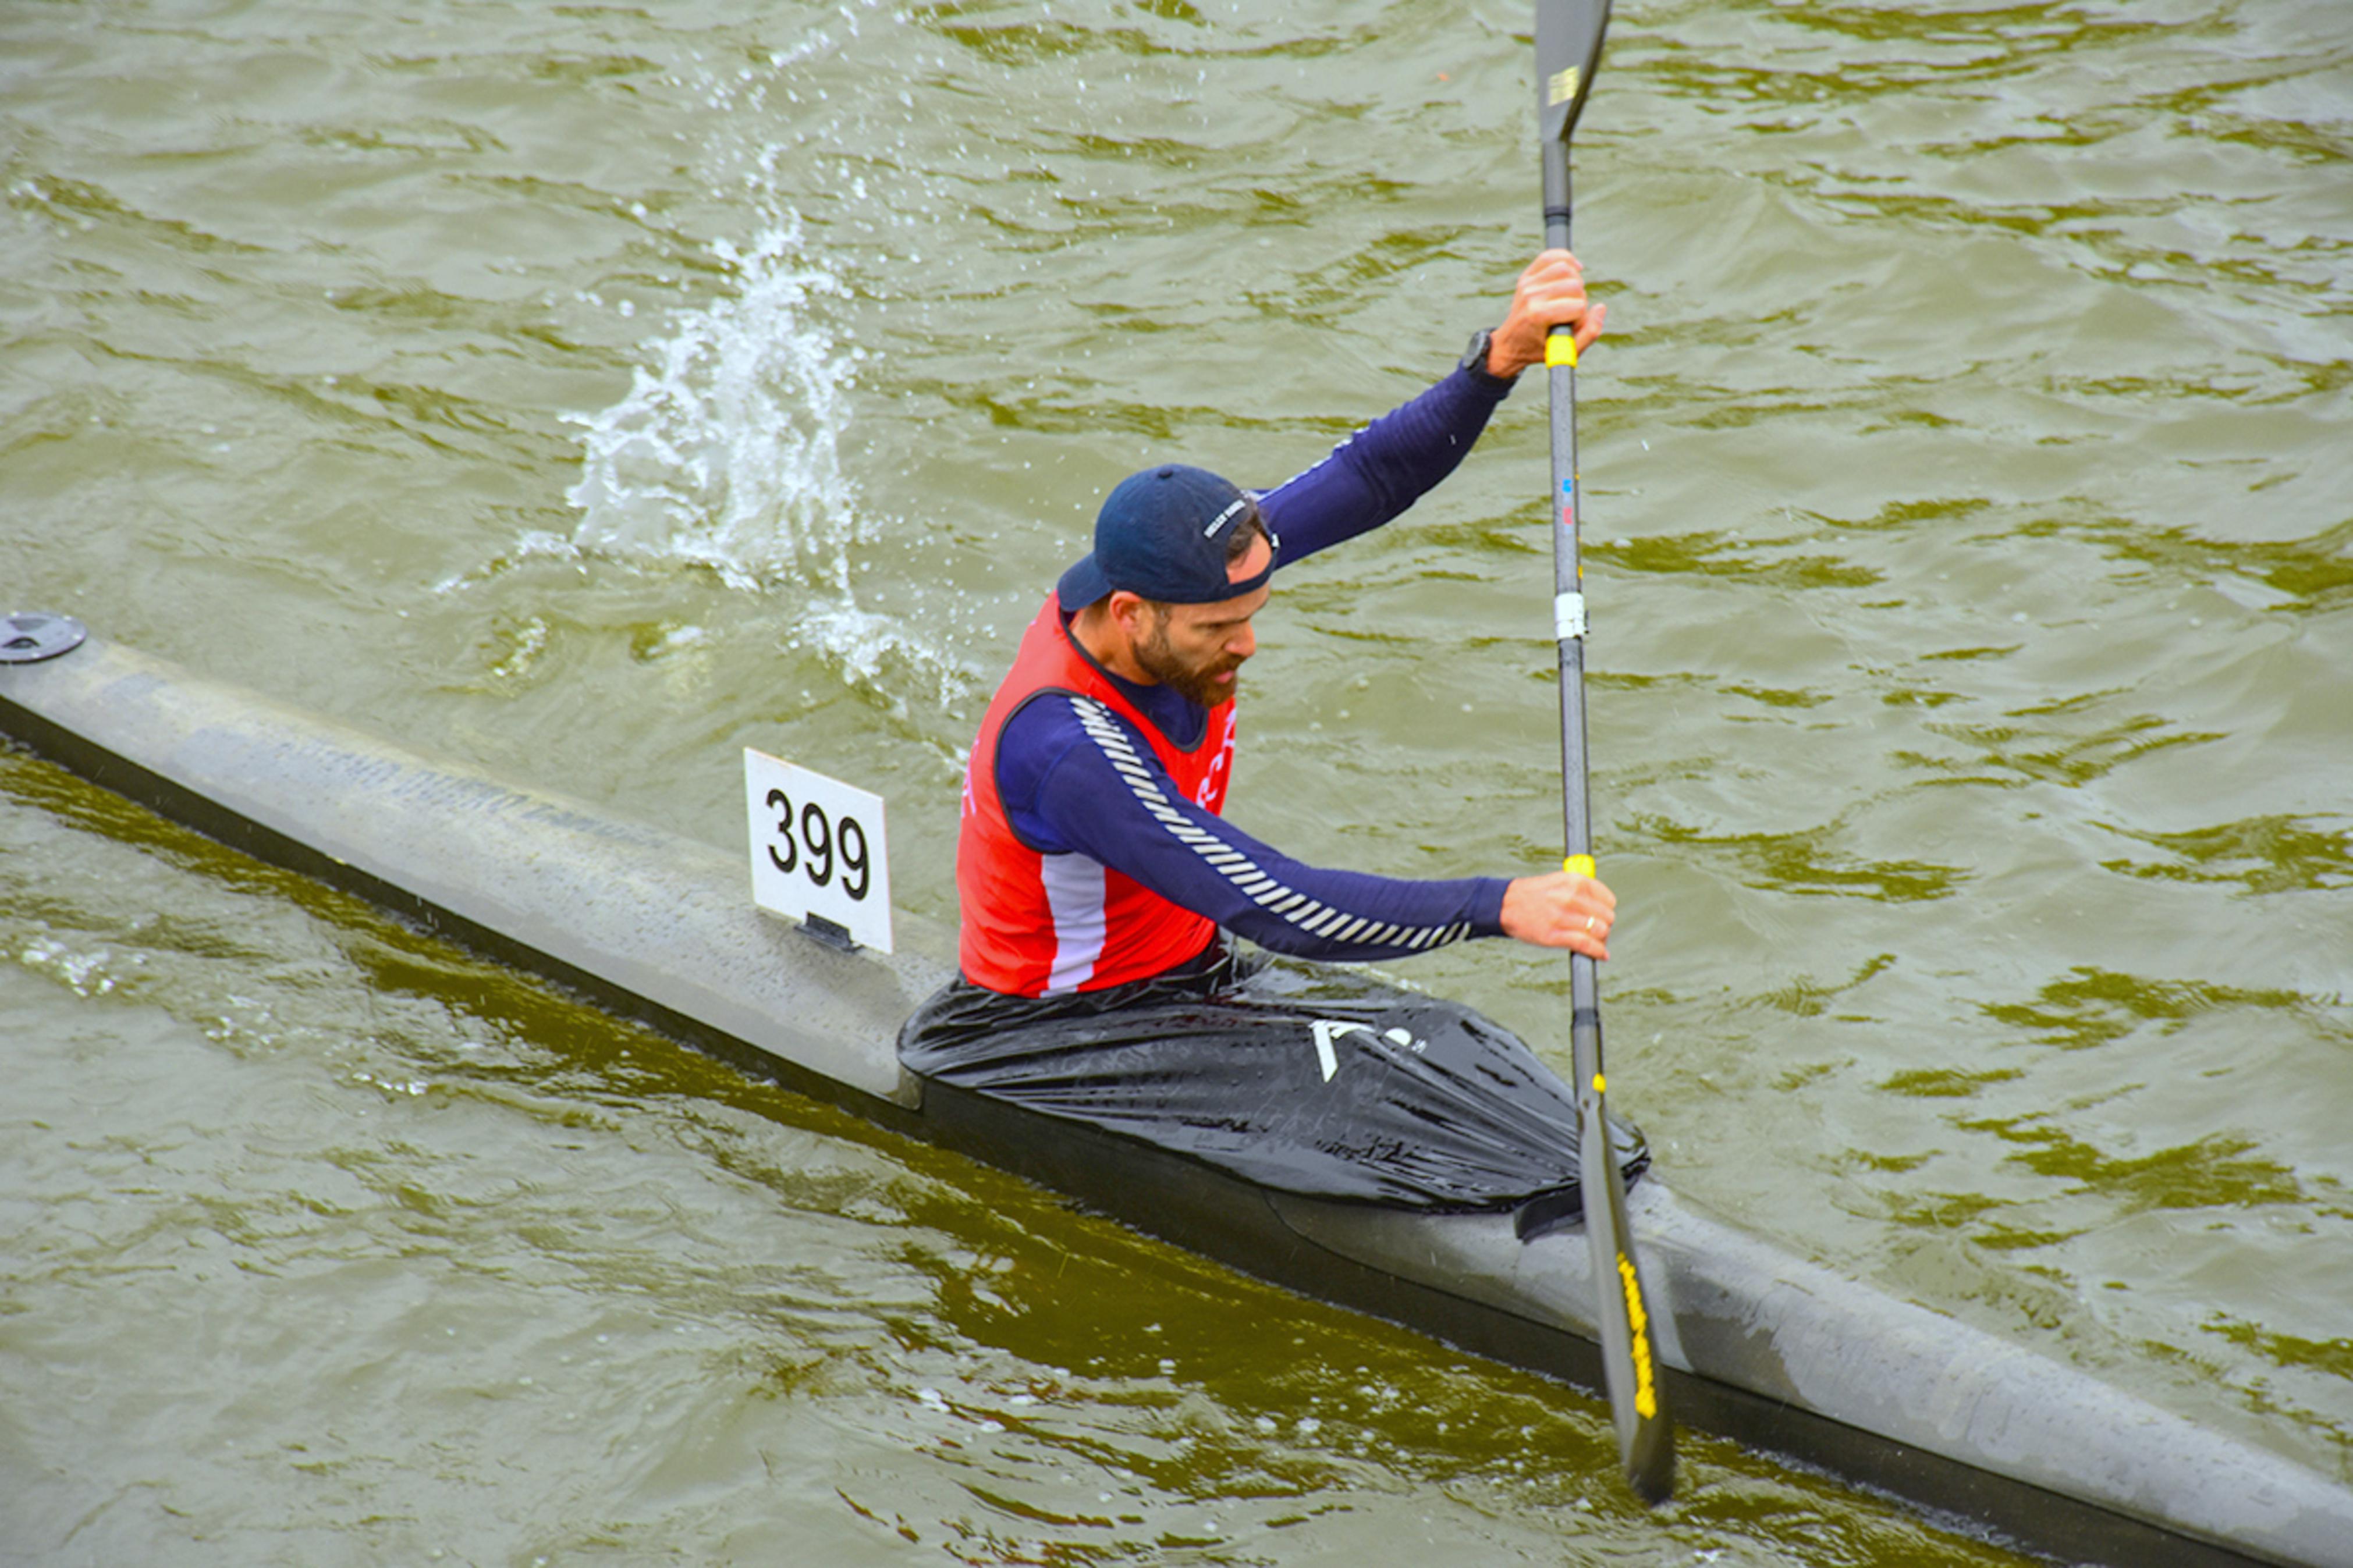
[743,748,893,953]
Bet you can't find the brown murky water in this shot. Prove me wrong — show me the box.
[5,1,2347,1562]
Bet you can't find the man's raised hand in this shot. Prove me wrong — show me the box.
[1485,249,1608,380]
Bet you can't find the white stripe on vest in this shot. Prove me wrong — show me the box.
[1040,852,1109,995]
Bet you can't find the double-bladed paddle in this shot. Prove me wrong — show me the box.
[1532,0,1676,1505]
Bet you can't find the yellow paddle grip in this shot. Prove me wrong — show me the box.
[1565,854,1596,878]
[1546,331,1579,369]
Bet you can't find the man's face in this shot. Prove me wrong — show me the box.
[1131,533,1272,708]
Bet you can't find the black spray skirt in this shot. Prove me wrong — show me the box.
[899,944,1646,1232]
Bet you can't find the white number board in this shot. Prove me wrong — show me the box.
[743,748,893,953]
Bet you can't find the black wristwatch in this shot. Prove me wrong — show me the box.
[1459,327,1514,386]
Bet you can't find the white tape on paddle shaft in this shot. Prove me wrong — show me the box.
[744,748,895,953]
[1555,591,1588,642]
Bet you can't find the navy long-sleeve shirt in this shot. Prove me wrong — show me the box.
[996,363,1519,963]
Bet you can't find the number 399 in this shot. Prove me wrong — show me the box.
[763,788,872,901]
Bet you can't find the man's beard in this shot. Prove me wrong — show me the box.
[1137,616,1244,709]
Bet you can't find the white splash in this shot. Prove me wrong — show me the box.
[556,23,981,724]
[566,219,859,593]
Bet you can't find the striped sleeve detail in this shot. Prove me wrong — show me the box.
[1066,697,1475,958]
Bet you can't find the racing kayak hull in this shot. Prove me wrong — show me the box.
[4,628,2346,1568]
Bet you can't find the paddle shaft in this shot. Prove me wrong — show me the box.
[1543,209,1599,1072]
[1534,0,1674,1505]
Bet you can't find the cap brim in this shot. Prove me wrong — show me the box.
[1056,553,1112,610]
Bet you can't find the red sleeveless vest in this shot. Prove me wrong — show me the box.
[957,597,1237,995]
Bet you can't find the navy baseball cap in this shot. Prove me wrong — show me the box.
[1056,464,1277,609]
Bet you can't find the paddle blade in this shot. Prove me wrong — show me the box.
[1535,0,1612,148]
[1582,1092,1676,1503]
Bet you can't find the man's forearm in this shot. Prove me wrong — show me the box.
[1009,696,1509,962]
[1258,364,1511,564]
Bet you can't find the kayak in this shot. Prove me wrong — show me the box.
[4,618,2348,1568]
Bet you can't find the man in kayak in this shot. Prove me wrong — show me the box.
[902,250,1644,1212]
[941,250,1617,1017]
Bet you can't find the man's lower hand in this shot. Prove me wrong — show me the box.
[1501,869,1617,959]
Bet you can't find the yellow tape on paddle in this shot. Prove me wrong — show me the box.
[1619,1251,1659,1418]
[1565,854,1596,878]
[1546,331,1579,369]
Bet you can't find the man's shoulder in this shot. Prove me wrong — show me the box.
[996,689,1116,785]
